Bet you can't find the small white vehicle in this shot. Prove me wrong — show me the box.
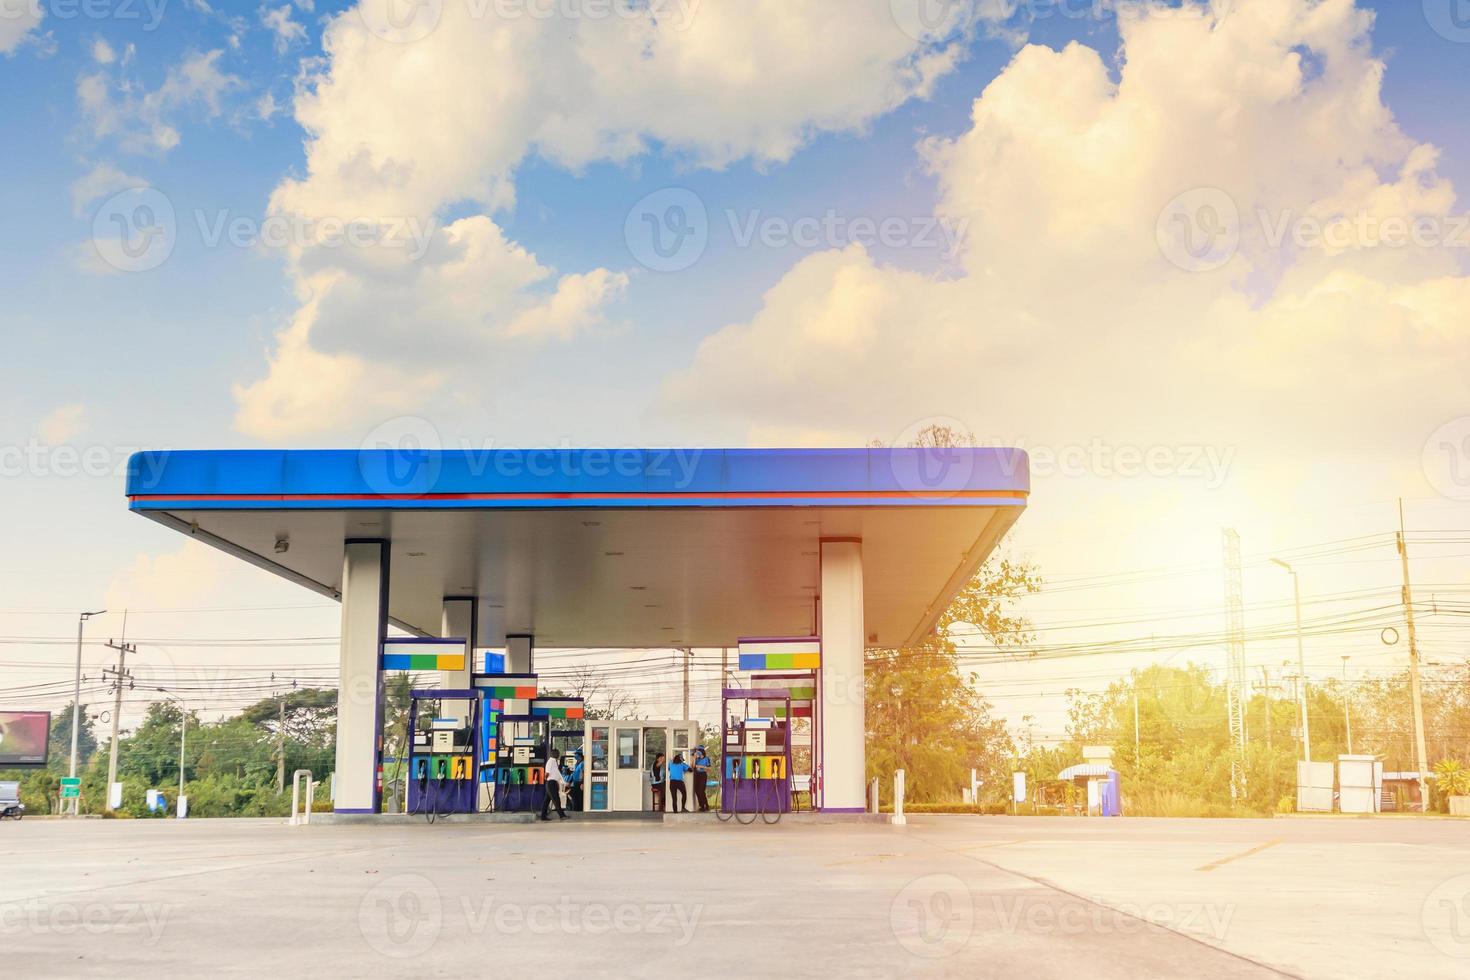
[0,781,25,819]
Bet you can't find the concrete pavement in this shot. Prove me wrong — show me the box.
[1,814,1463,978]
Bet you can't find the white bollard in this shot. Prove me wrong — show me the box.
[289,769,313,826]
[893,769,906,826]
[868,777,880,813]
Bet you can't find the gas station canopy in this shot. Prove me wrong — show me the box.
[125,447,1028,649]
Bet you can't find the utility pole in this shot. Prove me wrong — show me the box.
[1271,558,1310,763]
[277,681,287,794]
[1260,666,1272,751]
[1341,655,1353,755]
[681,648,691,720]
[1132,683,1141,770]
[102,616,135,812]
[157,690,187,808]
[273,675,299,793]
[1223,530,1247,801]
[1397,500,1431,810]
[69,608,106,815]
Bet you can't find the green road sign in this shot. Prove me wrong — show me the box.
[60,777,80,799]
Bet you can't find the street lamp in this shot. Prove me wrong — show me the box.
[1341,655,1352,754]
[156,689,188,811]
[69,609,106,815]
[1271,558,1311,762]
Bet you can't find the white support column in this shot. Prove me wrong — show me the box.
[820,539,865,812]
[506,634,534,675]
[335,541,387,813]
[440,597,475,689]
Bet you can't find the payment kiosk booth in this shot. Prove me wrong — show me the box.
[582,718,701,812]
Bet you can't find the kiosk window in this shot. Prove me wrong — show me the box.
[617,730,639,768]
[590,727,609,773]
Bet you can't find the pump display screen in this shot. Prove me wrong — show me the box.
[0,711,50,768]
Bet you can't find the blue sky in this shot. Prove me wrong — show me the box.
[4,0,1470,735]
[2,0,1466,450]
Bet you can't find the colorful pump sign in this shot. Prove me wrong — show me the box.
[381,638,467,672]
[736,637,820,671]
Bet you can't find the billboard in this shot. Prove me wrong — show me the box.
[0,711,50,769]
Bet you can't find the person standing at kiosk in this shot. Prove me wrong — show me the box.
[691,746,712,812]
[668,754,690,813]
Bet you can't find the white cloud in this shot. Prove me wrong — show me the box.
[234,0,970,439]
[231,299,446,442]
[78,49,240,154]
[104,540,233,612]
[91,37,115,64]
[660,0,1470,467]
[261,4,305,53]
[255,91,279,120]
[69,162,147,216]
[0,0,43,56]
[38,404,88,444]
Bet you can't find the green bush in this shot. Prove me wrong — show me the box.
[1124,788,1262,818]
[879,802,1010,815]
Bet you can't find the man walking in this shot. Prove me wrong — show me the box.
[541,750,569,821]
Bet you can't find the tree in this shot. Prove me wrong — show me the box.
[118,702,192,786]
[542,664,641,719]
[866,641,1015,803]
[240,687,338,745]
[865,551,1039,804]
[47,701,98,772]
[862,422,1040,805]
